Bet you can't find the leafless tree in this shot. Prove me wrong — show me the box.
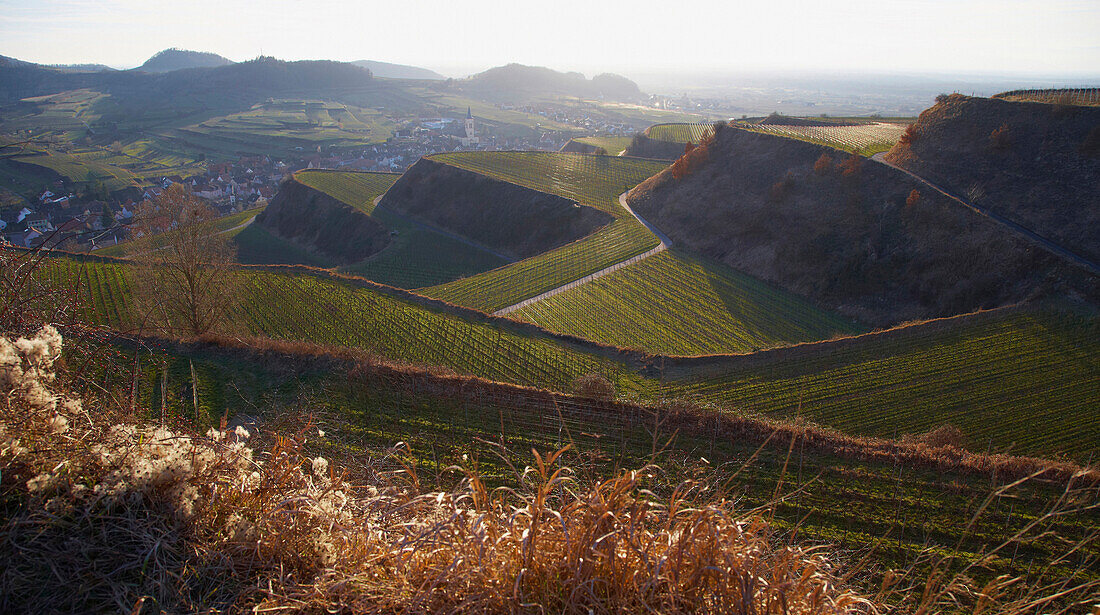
[130,184,237,337]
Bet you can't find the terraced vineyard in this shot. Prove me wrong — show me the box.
[645,123,714,143]
[292,170,508,288]
[107,338,1099,595]
[38,255,637,392]
[35,253,1100,461]
[573,136,632,155]
[514,250,863,355]
[294,170,399,214]
[421,152,668,311]
[665,306,1100,460]
[13,150,144,192]
[97,207,262,258]
[741,121,908,155]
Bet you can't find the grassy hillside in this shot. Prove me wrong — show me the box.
[420,152,667,312]
[661,305,1100,460]
[741,121,907,156]
[885,94,1100,264]
[96,207,261,258]
[514,249,863,355]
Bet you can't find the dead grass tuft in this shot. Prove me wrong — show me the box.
[1,327,872,613]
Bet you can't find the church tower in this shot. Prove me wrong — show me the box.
[464,107,478,145]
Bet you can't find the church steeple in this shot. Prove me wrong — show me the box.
[466,106,472,120]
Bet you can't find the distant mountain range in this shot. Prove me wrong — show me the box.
[0,54,375,104]
[0,49,641,110]
[46,63,115,73]
[137,48,233,73]
[352,60,444,80]
[458,63,643,101]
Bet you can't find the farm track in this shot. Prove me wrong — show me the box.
[494,192,670,315]
[871,153,1100,275]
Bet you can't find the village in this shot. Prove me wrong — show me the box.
[0,103,642,251]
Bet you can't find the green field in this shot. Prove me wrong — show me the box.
[645,122,715,143]
[292,170,509,288]
[661,306,1100,460]
[514,250,863,355]
[420,152,668,311]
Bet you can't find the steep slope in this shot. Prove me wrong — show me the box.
[627,124,1096,327]
[137,48,233,72]
[885,94,1100,263]
[255,177,391,264]
[378,157,613,260]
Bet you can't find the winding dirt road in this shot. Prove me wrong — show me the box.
[492,192,670,315]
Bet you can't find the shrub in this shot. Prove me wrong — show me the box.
[839,153,863,179]
[935,93,950,105]
[768,172,796,203]
[989,123,1013,151]
[571,372,615,400]
[814,152,834,175]
[670,141,710,180]
[1081,125,1100,157]
[0,328,872,613]
[901,424,968,450]
[899,123,920,146]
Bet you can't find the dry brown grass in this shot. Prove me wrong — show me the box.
[1,326,873,613]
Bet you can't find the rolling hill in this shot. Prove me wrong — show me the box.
[353,59,445,80]
[453,63,643,102]
[884,93,1100,264]
[136,48,233,72]
[627,123,1097,327]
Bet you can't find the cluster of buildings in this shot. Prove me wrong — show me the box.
[1,155,291,250]
[1,106,652,251]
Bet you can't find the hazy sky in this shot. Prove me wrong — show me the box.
[1,0,1097,78]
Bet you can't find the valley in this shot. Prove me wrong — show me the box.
[2,41,1098,614]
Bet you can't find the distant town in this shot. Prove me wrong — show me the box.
[1,100,646,251]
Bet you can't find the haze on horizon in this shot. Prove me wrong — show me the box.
[1,0,1098,82]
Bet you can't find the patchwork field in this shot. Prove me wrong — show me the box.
[514,249,863,355]
[420,152,668,311]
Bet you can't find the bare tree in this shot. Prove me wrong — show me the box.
[130,185,237,337]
